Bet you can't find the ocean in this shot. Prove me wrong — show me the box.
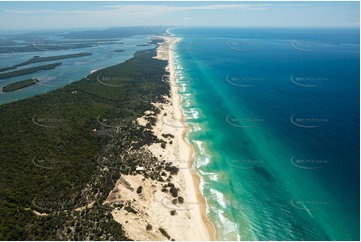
[170,27,360,240]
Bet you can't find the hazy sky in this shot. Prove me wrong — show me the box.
[0,1,359,30]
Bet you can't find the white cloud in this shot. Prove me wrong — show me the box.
[3,2,339,19]
[101,3,273,12]
[0,2,358,29]
[3,3,272,15]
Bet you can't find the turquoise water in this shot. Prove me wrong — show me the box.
[0,35,154,104]
[171,28,359,240]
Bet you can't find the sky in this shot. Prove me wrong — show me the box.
[0,1,359,30]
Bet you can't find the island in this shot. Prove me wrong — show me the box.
[0,40,95,54]
[0,52,92,73]
[17,52,92,66]
[0,62,61,79]
[0,66,16,72]
[2,79,39,92]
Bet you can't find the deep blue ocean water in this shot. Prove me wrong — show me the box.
[171,27,359,240]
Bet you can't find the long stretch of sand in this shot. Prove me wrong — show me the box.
[109,36,216,240]
[162,36,216,240]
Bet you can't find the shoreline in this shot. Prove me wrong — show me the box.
[109,36,216,240]
[166,36,217,240]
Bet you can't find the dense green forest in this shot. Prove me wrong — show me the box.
[0,63,61,79]
[0,53,92,73]
[0,44,170,240]
[16,52,91,67]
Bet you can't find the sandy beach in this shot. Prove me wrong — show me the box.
[108,36,216,240]
[160,36,216,240]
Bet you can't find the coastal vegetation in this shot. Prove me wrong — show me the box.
[2,79,39,92]
[17,52,92,67]
[0,41,94,53]
[0,63,61,79]
[0,27,167,53]
[63,26,167,39]
[0,52,92,73]
[0,45,171,240]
